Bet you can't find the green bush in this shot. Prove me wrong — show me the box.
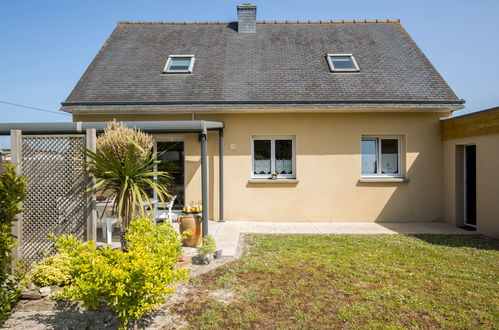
[198,234,217,255]
[26,252,73,287]
[0,281,19,322]
[0,163,27,322]
[54,216,188,328]
[12,259,30,285]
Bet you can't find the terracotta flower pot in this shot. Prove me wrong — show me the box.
[179,213,203,247]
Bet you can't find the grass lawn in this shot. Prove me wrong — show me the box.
[173,234,498,329]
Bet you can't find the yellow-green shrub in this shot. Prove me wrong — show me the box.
[0,163,27,322]
[26,252,73,287]
[54,216,188,328]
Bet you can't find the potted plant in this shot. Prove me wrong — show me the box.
[271,172,278,180]
[193,235,217,265]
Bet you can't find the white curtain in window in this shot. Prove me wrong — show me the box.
[362,155,376,174]
[254,160,271,174]
[275,159,292,174]
[381,154,398,173]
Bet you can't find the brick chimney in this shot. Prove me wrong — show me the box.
[237,4,257,33]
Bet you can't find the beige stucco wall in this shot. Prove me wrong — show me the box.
[443,133,499,238]
[75,111,447,223]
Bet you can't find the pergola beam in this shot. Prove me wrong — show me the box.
[0,120,225,240]
[0,120,224,135]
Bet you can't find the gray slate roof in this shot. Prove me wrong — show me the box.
[62,21,463,112]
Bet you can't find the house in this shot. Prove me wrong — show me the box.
[60,4,465,223]
[441,107,499,238]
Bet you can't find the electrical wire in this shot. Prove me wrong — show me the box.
[0,100,71,116]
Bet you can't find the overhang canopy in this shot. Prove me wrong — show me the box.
[0,120,224,135]
[1,120,225,235]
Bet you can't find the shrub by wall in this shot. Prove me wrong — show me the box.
[51,216,188,328]
[0,163,27,322]
[26,250,73,287]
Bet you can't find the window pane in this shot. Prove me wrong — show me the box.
[331,56,356,69]
[361,139,377,174]
[253,140,271,174]
[275,140,293,174]
[169,57,191,70]
[381,139,399,174]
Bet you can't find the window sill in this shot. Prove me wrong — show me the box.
[248,179,299,184]
[359,177,409,183]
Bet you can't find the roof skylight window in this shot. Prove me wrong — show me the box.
[163,55,195,73]
[327,54,359,72]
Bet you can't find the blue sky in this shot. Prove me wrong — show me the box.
[1,0,498,148]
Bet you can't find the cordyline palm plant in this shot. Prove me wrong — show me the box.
[84,143,171,250]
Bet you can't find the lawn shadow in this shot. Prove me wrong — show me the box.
[409,234,499,251]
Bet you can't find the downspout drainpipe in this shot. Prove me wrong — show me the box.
[218,129,225,222]
[199,121,208,237]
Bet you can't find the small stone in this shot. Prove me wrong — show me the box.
[39,286,52,297]
[21,290,43,300]
[22,299,57,312]
[50,285,62,295]
[192,254,211,265]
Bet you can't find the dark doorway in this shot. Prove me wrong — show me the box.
[464,145,476,227]
[157,141,184,210]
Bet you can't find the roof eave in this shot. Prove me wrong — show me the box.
[61,101,464,115]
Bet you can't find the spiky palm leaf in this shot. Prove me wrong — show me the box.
[83,145,171,249]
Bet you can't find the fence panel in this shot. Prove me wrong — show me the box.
[20,135,88,262]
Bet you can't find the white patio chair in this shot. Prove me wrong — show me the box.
[101,217,118,245]
[96,197,118,245]
[154,195,177,223]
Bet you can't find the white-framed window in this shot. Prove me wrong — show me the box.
[327,54,360,72]
[251,136,296,179]
[361,136,402,177]
[163,55,195,73]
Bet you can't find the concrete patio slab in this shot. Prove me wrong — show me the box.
[310,222,343,234]
[167,221,477,257]
[203,221,477,257]
[332,222,397,234]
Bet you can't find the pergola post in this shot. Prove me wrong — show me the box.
[10,129,23,263]
[218,129,225,222]
[199,122,208,237]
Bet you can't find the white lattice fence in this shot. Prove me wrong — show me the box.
[20,135,89,262]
